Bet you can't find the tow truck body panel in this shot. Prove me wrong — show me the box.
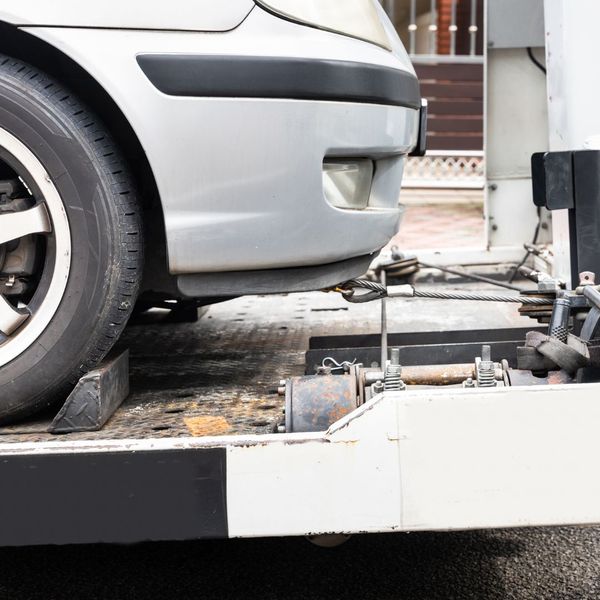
[2,382,600,546]
[0,288,597,547]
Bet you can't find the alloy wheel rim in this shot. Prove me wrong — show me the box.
[0,127,71,368]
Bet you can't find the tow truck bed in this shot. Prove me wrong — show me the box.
[2,285,600,547]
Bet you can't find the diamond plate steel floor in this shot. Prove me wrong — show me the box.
[0,284,529,442]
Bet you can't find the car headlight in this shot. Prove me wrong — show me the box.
[254,0,391,51]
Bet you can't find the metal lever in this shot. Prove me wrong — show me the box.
[548,297,571,343]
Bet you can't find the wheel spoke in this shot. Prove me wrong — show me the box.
[0,294,29,336]
[0,203,51,246]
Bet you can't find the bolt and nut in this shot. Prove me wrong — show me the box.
[372,380,384,395]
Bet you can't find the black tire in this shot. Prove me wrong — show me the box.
[0,55,143,422]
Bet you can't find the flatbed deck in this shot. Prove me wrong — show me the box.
[0,283,529,442]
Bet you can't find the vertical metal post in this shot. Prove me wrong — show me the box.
[409,0,417,55]
[450,0,458,56]
[469,0,478,56]
[429,0,438,55]
[380,270,388,369]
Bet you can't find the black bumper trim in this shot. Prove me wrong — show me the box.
[177,254,374,298]
[137,54,421,110]
[409,99,428,157]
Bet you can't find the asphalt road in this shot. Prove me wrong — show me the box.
[1,527,599,599]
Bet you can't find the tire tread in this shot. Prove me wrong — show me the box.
[0,54,144,415]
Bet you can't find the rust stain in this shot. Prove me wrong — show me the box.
[402,364,474,386]
[328,403,355,424]
[184,416,232,437]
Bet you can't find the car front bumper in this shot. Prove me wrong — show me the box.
[26,6,421,275]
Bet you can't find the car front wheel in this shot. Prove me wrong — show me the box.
[0,55,143,422]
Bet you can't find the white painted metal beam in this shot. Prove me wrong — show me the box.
[3,384,600,539]
[229,383,600,537]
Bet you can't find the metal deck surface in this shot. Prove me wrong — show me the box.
[0,283,530,442]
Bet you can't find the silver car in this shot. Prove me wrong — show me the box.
[0,0,422,420]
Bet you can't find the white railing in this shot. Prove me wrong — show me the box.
[403,151,485,189]
[381,0,482,58]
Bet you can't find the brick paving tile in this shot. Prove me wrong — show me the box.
[390,202,485,250]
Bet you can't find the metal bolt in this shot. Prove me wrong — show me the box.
[279,380,286,387]
[476,346,497,388]
[390,347,400,366]
[277,386,286,396]
[277,425,286,434]
[463,377,476,388]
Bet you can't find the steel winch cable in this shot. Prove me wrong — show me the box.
[337,279,552,306]
[417,261,526,292]
[409,289,550,304]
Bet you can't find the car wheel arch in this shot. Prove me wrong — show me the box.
[0,21,170,289]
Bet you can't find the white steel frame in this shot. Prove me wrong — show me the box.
[4,383,600,538]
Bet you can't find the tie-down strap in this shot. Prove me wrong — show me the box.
[520,331,590,374]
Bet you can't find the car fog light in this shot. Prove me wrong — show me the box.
[323,159,374,210]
